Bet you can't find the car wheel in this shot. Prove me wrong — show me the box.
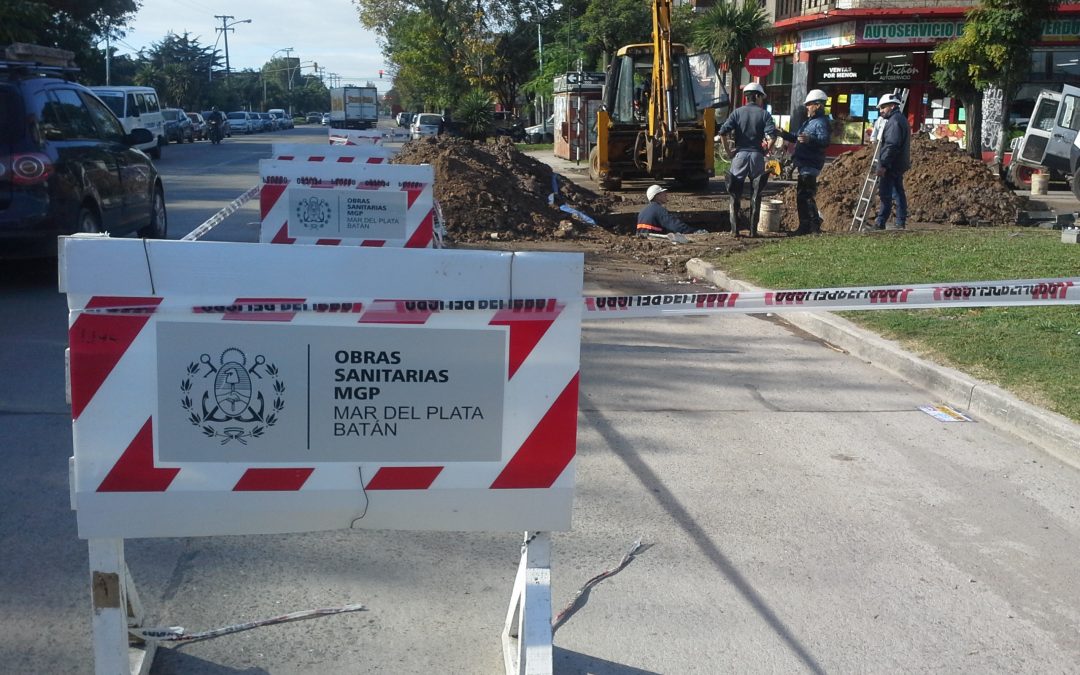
[77,205,101,233]
[138,185,168,239]
[1072,167,1080,201]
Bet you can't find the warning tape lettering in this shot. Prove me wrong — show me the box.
[74,279,1078,321]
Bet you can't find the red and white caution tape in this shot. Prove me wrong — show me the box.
[71,278,1078,320]
[581,278,1077,319]
[180,184,260,241]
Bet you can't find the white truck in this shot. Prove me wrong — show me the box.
[1010,83,1080,199]
[329,86,379,130]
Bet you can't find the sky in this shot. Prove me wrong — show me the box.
[112,0,389,93]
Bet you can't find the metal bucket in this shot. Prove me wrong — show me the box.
[1031,171,1049,195]
[758,199,783,233]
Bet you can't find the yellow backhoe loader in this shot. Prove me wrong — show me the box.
[589,0,719,190]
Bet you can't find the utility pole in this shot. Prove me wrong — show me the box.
[215,15,234,78]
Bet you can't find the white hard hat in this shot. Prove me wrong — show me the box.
[743,82,765,95]
[878,93,901,108]
[804,89,828,105]
[646,184,667,201]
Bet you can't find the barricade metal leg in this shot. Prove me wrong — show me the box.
[502,531,553,675]
[88,538,156,675]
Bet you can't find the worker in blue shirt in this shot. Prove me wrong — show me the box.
[778,89,832,235]
[717,82,777,237]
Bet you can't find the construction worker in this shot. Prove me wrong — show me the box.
[636,185,699,237]
[778,89,832,235]
[874,93,910,230]
[717,82,776,237]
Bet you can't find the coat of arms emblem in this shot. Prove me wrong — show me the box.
[181,348,285,444]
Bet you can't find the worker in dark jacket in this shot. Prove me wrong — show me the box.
[874,93,910,230]
[717,82,777,237]
[637,185,696,236]
[778,89,832,235]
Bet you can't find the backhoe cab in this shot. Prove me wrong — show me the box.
[589,0,717,190]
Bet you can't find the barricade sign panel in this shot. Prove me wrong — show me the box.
[61,237,583,539]
[271,142,396,163]
[259,160,434,248]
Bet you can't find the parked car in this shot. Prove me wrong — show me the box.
[410,113,443,139]
[1,46,167,258]
[161,107,193,143]
[201,111,231,137]
[260,112,276,131]
[396,112,414,128]
[269,108,292,129]
[186,111,207,140]
[89,84,166,159]
[227,111,254,134]
[525,114,554,143]
[320,112,330,126]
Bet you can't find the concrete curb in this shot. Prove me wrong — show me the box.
[686,258,1080,465]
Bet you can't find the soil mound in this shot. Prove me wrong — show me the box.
[392,135,619,243]
[776,135,1025,232]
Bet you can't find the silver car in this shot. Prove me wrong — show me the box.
[410,113,443,139]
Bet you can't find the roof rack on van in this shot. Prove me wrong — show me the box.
[1,43,79,76]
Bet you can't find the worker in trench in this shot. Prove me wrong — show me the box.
[717,82,777,237]
[636,184,706,239]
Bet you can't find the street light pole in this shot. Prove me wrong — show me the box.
[264,47,292,109]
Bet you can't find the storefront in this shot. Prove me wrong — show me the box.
[771,10,1080,154]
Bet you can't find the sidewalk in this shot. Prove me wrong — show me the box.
[686,260,1080,466]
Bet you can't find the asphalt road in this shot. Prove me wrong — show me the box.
[2,123,1078,674]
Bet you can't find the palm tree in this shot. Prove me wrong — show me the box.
[691,0,772,112]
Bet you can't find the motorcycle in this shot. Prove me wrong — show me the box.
[208,117,223,145]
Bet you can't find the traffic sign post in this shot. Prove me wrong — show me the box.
[745,46,775,78]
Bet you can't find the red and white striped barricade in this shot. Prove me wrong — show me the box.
[328,128,384,145]
[272,142,396,164]
[62,235,581,674]
[259,159,434,247]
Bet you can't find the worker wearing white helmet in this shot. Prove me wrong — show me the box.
[778,88,833,235]
[716,81,777,237]
[874,93,910,230]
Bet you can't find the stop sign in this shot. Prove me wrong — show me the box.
[745,47,775,78]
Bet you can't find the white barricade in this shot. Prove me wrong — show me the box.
[62,236,580,674]
[259,159,435,247]
[271,142,396,163]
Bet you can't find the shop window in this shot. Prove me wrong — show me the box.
[764,56,793,129]
[1051,50,1080,82]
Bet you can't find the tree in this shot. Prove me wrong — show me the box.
[691,0,771,113]
[355,0,558,111]
[140,32,216,108]
[955,0,1061,174]
[931,33,985,159]
[580,0,650,68]
[0,0,140,78]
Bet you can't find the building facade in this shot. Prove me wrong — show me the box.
[765,1,1080,153]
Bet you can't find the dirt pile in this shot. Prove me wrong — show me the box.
[776,135,1026,231]
[392,135,620,243]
